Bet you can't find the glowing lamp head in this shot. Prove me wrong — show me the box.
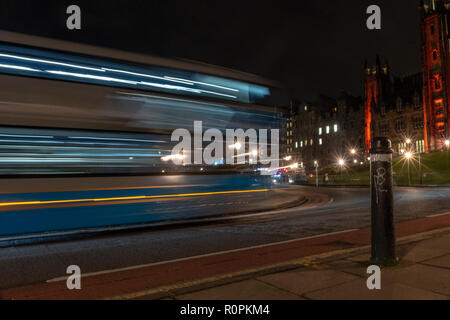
[405,152,413,160]
[406,138,412,144]
[338,159,345,166]
[445,140,450,147]
[350,149,356,155]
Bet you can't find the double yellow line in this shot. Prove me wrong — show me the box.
[0,189,269,207]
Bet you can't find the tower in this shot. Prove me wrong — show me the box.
[420,0,450,152]
[363,56,390,151]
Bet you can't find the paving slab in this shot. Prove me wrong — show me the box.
[421,254,450,269]
[321,260,368,278]
[177,279,303,300]
[382,264,450,292]
[257,268,358,296]
[304,280,448,300]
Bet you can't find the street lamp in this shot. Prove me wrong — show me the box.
[338,159,344,176]
[406,138,412,145]
[404,151,412,186]
[314,160,319,188]
[445,140,450,148]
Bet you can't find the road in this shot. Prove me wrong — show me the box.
[1,183,450,290]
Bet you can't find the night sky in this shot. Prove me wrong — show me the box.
[0,0,421,100]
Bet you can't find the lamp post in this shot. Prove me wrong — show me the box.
[338,159,344,176]
[405,152,412,186]
[314,160,319,188]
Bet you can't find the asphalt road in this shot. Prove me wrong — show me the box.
[1,184,450,289]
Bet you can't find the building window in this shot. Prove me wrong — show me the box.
[300,141,303,148]
[333,124,338,133]
[414,94,421,110]
[310,139,313,146]
[398,142,406,154]
[434,74,442,91]
[295,142,298,148]
[395,118,406,133]
[413,117,424,130]
[415,140,425,154]
[319,127,322,135]
[396,97,403,113]
[379,123,389,135]
[319,138,323,145]
[326,126,330,134]
[433,50,438,60]
[431,25,435,35]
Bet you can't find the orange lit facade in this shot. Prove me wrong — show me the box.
[363,1,450,154]
[420,0,450,152]
[363,56,391,152]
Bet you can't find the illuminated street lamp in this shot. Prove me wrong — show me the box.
[404,151,413,186]
[284,156,292,161]
[445,140,450,148]
[314,160,319,188]
[406,138,412,145]
[350,149,356,155]
[338,159,344,176]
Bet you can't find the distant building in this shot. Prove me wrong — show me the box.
[364,57,425,155]
[290,93,364,171]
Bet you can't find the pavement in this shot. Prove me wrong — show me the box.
[166,228,450,300]
[1,213,449,300]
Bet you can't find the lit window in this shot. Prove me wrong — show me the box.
[300,141,303,148]
[326,126,330,134]
[334,124,338,132]
[310,139,313,146]
[319,138,323,145]
[319,127,322,135]
[295,142,298,148]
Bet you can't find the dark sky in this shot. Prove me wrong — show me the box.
[0,0,421,100]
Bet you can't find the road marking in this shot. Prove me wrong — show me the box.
[46,228,358,283]
[426,212,450,218]
[0,184,211,195]
[0,189,269,208]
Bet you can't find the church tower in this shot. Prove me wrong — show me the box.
[363,56,390,151]
[420,0,450,152]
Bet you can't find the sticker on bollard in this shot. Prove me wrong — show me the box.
[370,137,397,265]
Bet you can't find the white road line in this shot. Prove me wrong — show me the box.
[46,228,358,283]
[426,212,450,218]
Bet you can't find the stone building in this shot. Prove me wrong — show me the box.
[291,93,364,171]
